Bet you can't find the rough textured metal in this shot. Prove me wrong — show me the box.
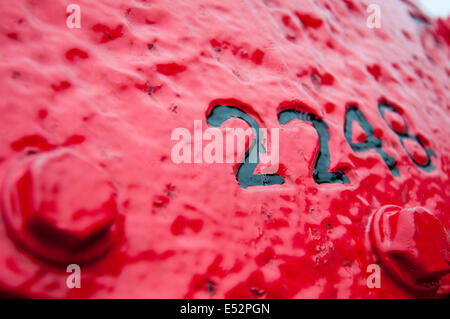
[0,0,448,298]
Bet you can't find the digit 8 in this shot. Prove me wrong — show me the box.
[378,102,436,171]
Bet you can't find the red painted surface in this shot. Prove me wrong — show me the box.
[0,0,448,298]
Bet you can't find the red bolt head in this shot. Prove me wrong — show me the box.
[370,205,450,293]
[1,149,118,264]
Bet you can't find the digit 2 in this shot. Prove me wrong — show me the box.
[278,109,350,184]
[207,104,285,189]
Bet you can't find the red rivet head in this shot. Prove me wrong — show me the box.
[1,149,118,264]
[370,205,450,293]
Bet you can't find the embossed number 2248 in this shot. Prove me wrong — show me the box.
[206,102,435,189]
